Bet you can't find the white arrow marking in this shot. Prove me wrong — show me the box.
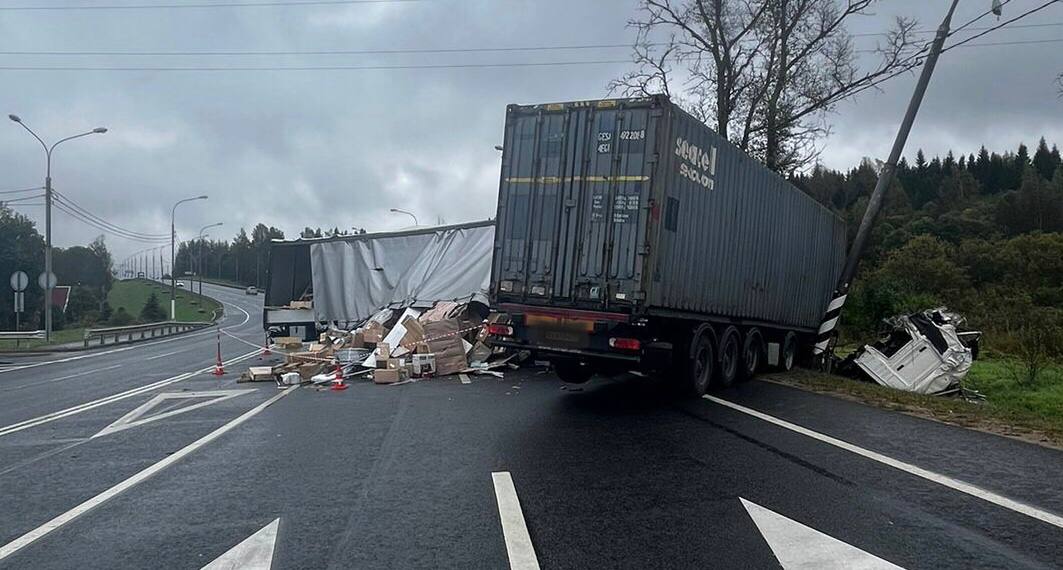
[202,518,280,570]
[92,389,256,438]
[741,498,905,570]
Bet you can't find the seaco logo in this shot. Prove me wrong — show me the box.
[675,137,717,191]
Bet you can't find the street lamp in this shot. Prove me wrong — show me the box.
[197,222,223,297]
[389,208,418,226]
[8,114,107,342]
[171,195,207,320]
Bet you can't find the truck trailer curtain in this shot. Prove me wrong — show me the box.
[309,223,495,325]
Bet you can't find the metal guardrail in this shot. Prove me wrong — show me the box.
[84,321,214,347]
[0,330,46,341]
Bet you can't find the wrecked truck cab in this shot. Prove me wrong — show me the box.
[849,308,982,395]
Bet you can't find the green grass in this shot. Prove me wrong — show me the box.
[108,279,222,323]
[0,279,222,351]
[769,358,1063,448]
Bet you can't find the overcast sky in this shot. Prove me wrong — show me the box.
[1,0,1061,264]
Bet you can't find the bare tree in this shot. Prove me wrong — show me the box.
[610,0,919,174]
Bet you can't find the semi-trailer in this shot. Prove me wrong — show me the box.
[487,95,847,395]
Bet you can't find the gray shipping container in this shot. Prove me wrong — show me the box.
[491,95,846,333]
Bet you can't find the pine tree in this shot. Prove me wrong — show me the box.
[1033,137,1055,180]
[140,291,167,322]
[943,150,956,175]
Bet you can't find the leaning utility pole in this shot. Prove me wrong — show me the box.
[813,0,962,358]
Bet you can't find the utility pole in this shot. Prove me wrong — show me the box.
[813,0,962,358]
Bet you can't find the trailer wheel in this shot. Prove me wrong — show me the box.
[779,331,798,371]
[740,328,764,380]
[717,326,741,388]
[686,334,715,396]
[555,360,594,384]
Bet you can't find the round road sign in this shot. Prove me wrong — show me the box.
[37,271,57,290]
[9,271,28,292]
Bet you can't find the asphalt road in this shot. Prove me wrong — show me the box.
[1,283,1061,569]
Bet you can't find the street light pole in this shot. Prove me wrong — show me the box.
[171,195,208,320]
[813,0,962,358]
[389,208,419,226]
[8,115,106,342]
[196,222,223,298]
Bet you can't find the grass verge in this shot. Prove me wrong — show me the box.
[0,279,222,350]
[766,359,1063,450]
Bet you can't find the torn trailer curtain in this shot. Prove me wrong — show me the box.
[309,220,495,325]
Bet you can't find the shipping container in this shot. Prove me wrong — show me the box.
[488,95,847,393]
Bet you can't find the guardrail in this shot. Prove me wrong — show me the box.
[0,330,46,341]
[84,321,214,347]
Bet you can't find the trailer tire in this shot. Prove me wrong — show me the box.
[779,331,798,371]
[555,360,594,384]
[685,333,716,397]
[717,326,741,388]
[740,328,764,381]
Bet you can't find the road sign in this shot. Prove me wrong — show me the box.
[13,292,24,313]
[37,271,57,290]
[9,271,28,292]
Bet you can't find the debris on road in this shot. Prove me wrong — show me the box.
[842,307,982,395]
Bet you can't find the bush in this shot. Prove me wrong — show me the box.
[1008,308,1063,387]
[110,307,134,326]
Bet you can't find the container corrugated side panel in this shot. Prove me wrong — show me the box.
[648,105,845,331]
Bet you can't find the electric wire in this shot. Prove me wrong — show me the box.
[0,186,44,195]
[943,0,1062,52]
[53,202,171,243]
[0,0,422,11]
[52,189,170,239]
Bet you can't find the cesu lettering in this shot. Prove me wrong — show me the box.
[675,137,717,190]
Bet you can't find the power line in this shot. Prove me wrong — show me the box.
[53,190,170,241]
[0,43,634,57]
[54,202,171,243]
[0,0,422,11]
[0,186,44,194]
[949,0,1016,36]
[0,59,633,72]
[0,193,46,203]
[944,0,1062,52]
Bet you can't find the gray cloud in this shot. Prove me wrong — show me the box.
[2,0,1060,263]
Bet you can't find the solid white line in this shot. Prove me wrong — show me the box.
[704,395,1063,530]
[492,471,540,570]
[0,349,261,438]
[0,386,297,562]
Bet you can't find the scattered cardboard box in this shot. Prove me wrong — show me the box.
[423,318,468,376]
[289,300,313,310]
[373,367,407,384]
[248,366,275,382]
[273,336,303,350]
[411,353,436,377]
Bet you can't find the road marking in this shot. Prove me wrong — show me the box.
[145,349,185,361]
[1,364,123,392]
[741,497,905,569]
[705,395,1063,530]
[0,386,297,562]
[0,348,261,438]
[202,518,280,570]
[491,471,540,570]
[0,294,253,376]
[460,374,471,384]
[92,389,256,438]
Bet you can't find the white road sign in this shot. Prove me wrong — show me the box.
[37,272,57,290]
[9,271,28,292]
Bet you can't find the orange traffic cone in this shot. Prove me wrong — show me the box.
[212,329,226,376]
[262,335,272,357]
[330,361,348,391]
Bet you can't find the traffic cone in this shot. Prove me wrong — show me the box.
[261,335,272,357]
[212,329,226,376]
[330,361,348,391]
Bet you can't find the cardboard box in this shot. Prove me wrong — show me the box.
[273,336,303,350]
[423,319,468,376]
[397,316,425,352]
[410,353,436,377]
[248,366,275,382]
[288,351,322,365]
[414,342,431,354]
[297,362,326,380]
[308,342,328,353]
[467,342,492,364]
[374,342,391,361]
[349,330,365,348]
[363,321,385,344]
[289,300,313,310]
[373,367,406,384]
